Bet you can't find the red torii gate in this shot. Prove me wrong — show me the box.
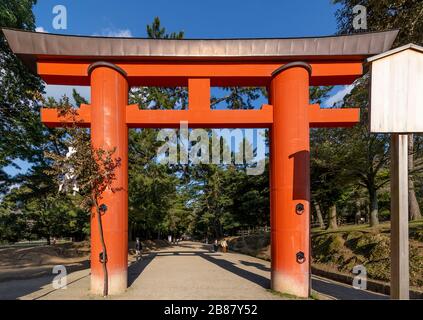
[3,28,397,297]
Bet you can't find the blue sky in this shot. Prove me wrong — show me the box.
[33,0,348,105]
[5,0,351,176]
[33,0,340,38]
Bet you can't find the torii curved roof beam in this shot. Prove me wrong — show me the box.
[2,28,398,87]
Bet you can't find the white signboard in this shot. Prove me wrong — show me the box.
[369,44,423,133]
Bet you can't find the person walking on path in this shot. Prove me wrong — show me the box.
[221,239,228,253]
[135,237,143,261]
[213,239,219,252]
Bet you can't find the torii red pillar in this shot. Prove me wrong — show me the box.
[270,62,311,297]
[89,62,129,295]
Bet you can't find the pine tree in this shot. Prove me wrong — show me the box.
[0,0,43,193]
[332,0,423,223]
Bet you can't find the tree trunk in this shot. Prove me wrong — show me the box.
[327,204,338,230]
[355,200,362,224]
[408,134,422,221]
[94,198,108,297]
[314,201,325,229]
[409,179,422,221]
[364,204,369,223]
[369,188,379,227]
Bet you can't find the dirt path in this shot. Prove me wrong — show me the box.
[0,241,387,300]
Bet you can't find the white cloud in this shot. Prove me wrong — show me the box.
[44,85,90,105]
[93,28,133,38]
[35,26,47,33]
[323,84,355,107]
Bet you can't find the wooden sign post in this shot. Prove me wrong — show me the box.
[368,43,423,300]
[390,134,409,299]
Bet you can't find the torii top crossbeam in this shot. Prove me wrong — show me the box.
[2,28,398,298]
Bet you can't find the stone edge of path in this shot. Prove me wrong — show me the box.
[311,265,423,299]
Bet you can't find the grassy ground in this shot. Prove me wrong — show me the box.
[227,220,423,290]
[312,220,423,237]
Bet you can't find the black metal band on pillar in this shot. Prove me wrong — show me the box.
[271,61,313,77]
[87,61,128,77]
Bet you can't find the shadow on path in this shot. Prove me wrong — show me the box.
[198,253,270,289]
[0,260,90,300]
[128,253,157,287]
[239,260,271,272]
[126,248,270,290]
[171,243,214,251]
[127,250,222,287]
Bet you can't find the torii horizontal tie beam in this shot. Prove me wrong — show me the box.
[37,61,363,87]
[41,104,359,129]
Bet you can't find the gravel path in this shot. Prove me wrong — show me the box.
[0,241,387,300]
